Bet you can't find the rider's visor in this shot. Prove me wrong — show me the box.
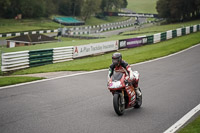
[112,59,119,65]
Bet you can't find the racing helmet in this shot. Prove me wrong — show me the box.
[112,52,122,66]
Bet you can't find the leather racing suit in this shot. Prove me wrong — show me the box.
[108,60,139,89]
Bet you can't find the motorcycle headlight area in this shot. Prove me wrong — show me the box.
[109,81,122,88]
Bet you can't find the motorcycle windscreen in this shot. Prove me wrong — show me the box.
[112,72,123,81]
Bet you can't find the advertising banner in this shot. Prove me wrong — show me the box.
[119,37,146,49]
[73,41,118,58]
[103,12,158,18]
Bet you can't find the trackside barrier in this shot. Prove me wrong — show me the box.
[119,24,200,47]
[1,51,30,72]
[147,35,154,44]
[0,18,134,38]
[1,24,200,72]
[1,47,73,72]
[29,49,53,67]
[0,29,58,38]
[167,30,172,40]
[172,30,177,38]
[53,46,73,63]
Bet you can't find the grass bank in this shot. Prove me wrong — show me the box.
[127,0,158,14]
[0,18,60,34]
[12,31,200,75]
[0,76,45,87]
[0,16,129,34]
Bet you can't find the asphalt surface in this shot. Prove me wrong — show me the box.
[0,44,200,133]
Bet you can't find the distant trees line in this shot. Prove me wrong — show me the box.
[0,0,127,20]
[156,0,200,22]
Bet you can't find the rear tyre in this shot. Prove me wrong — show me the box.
[113,93,125,116]
[134,88,142,108]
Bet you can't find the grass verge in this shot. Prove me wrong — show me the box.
[178,115,200,133]
[12,31,200,75]
[0,76,45,87]
[127,0,158,14]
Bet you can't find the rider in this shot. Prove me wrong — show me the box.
[108,52,142,96]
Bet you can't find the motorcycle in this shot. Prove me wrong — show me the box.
[108,71,142,116]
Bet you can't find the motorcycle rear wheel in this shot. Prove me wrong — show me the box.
[113,93,125,116]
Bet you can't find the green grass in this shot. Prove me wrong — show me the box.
[11,31,200,75]
[0,16,129,34]
[127,0,158,14]
[0,76,45,87]
[123,19,200,36]
[85,16,129,25]
[0,18,61,34]
[178,115,200,133]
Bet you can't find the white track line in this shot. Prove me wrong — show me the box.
[0,43,200,90]
[164,103,200,133]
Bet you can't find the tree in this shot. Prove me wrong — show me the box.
[100,0,127,12]
[81,0,101,21]
[156,0,200,22]
[122,0,128,8]
[58,0,73,16]
[156,0,170,20]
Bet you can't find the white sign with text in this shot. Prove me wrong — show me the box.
[73,41,118,58]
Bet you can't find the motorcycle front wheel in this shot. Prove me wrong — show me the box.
[134,87,142,108]
[113,93,125,116]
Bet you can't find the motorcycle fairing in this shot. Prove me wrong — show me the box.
[125,85,136,107]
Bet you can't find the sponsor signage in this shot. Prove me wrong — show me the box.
[142,37,148,44]
[126,38,143,48]
[104,12,158,18]
[119,38,144,49]
[119,40,127,48]
[73,41,118,58]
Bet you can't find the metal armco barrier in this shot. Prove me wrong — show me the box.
[1,24,200,72]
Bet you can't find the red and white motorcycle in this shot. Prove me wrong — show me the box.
[108,71,142,116]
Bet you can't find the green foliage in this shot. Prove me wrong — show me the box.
[156,0,200,22]
[0,76,45,87]
[100,0,128,12]
[0,0,128,20]
[81,0,101,21]
[59,0,83,16]
[0,0,52,18]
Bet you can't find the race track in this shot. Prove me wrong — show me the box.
[0,44,200,133]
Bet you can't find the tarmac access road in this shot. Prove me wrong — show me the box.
[0,44,200,133]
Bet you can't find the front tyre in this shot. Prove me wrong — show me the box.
[134,88,142,108]
[113,93,125,116]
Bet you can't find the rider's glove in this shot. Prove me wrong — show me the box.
[107,80,111,87]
